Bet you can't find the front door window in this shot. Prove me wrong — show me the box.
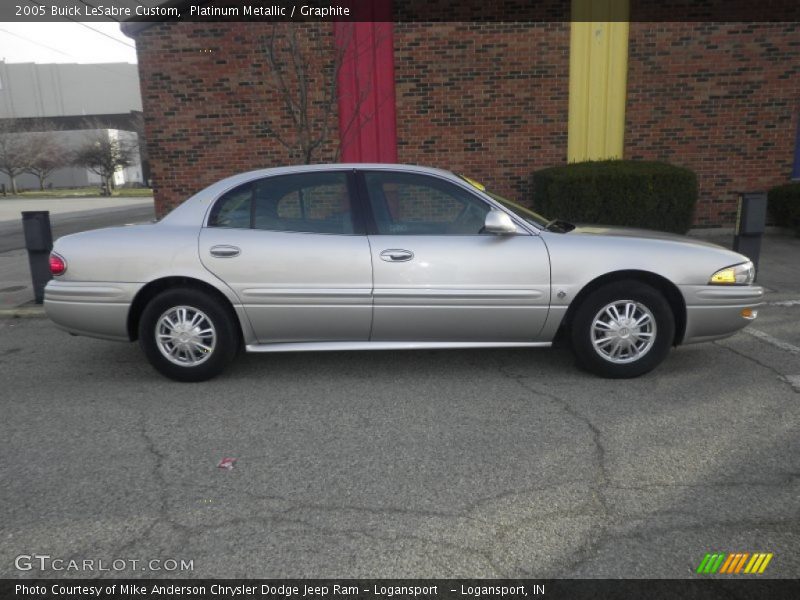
[363,171,491,235]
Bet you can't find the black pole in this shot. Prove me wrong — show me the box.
[21,211,53,304]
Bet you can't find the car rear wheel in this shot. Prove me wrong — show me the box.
[139,288,239,382]
[570,280,675,378]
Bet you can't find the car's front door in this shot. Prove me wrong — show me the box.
[360,170,551,342]
[199,170,373,343]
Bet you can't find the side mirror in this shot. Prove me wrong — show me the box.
[483,210,517,234]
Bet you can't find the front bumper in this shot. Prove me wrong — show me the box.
[44,280,141,342]
[680,284,764,344]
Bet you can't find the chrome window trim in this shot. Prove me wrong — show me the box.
[201,165,539,236]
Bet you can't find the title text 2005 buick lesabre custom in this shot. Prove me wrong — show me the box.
[44,164,763,382]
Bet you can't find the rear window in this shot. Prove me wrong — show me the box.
[207,183,252,229]
[207,173,357,235]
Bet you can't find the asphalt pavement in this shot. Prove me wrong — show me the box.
[0,231,798,578]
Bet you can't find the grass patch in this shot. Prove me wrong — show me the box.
[1,187,153,199]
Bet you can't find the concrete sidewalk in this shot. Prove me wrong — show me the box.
[0,249,37,310]
[0,196,152,223]
[1,227,798,314]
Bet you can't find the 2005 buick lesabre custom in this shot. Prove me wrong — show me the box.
[44,164,764,382]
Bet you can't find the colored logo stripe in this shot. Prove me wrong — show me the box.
[744,553,773,574]
[697,552,773,574]
[697,553,725,573]
[719,553,736,573]
[719,553,749,573]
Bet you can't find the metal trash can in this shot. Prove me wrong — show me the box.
[21,211,53,304]
[733,192,767,278]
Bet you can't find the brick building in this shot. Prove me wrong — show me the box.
[123,4,799,227]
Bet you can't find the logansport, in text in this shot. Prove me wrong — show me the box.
[17,583,544,598]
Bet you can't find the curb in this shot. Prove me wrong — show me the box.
[0,306,46,319]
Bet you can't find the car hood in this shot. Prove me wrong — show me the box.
[568,224,727,251]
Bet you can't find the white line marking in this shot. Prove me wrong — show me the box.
[745,328,800,355]
[768,299,800,307]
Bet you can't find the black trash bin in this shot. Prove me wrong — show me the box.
[733,192,767,279]
[21,211,53,304]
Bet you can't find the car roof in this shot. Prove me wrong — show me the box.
[212,163,456,186]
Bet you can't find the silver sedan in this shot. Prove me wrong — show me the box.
[44,164,764,381]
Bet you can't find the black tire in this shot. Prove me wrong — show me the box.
[570,280,675,379]
[138,287,239,382]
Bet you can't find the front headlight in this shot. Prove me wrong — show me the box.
[709,261,755,285]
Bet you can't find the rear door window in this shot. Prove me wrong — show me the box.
[208,172,362,234]
[253,172,356,235]
[207,183,252,229]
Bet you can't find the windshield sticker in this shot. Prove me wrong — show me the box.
[461,176,486,191]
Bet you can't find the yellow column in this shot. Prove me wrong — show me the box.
[568,0,630,162]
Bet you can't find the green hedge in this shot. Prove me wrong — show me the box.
[532,160,698,234]
[767,182,800,236]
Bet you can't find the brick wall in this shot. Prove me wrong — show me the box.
[626,22,800,227]
[393,22,570,205]
[136,22,340,215]
[135,21,798,226]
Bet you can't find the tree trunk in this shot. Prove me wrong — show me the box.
[38,175,45,191]
[10,175,18,195]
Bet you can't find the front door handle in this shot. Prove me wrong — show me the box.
[380,249,414,262]
[210,245,241,258]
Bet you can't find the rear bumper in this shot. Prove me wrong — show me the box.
[680,284,764,344]
[44,280,140,342]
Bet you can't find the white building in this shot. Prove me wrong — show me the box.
[0,61,144,191]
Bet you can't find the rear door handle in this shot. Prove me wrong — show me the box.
[210,245,241,258]
[380,249,414,262]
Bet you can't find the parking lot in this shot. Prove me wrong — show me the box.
[2,309,798,578]
[1,234,798,579]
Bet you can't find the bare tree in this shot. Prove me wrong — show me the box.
[24,130,67,191]
[259,23,375,164]
[129,111,150,186]
[0,120,31,194]
[73,130,139,196]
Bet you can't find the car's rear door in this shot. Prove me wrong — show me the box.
[199,170,373,343]
[359,169,551,342]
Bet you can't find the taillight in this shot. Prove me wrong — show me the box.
[49,253,67,276]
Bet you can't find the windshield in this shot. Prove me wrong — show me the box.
[485,192,551,229]
[456,175,554,230]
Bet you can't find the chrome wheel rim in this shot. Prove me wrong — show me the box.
[155,305,216,367]
[591,300,656,364]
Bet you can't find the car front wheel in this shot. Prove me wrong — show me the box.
[570,280,675,378]
[138,288,239,382]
